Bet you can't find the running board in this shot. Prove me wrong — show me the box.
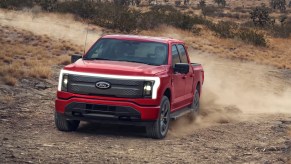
[170,107,192,120]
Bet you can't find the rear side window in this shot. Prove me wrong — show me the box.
[177,44,188,63]
[172,45,181,67]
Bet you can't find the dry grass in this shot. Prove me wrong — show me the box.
[0,95,14,106]
[28,66,52,79]
[57,55,71,65]
[3,75,17,86]
[0,25,82,86]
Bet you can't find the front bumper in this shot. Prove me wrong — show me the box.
[55,97,160,122]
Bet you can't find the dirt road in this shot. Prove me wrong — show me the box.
[1,10,291,163]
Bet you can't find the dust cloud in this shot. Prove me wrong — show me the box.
[0,9,102,52]
[169,50,291,137]
[192,50,291,114]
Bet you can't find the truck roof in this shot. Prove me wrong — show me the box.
[102,34,183,44]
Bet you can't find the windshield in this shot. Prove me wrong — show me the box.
[84,38,168,66]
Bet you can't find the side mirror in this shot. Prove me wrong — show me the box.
[71,54,82,63]
[174,63,189,74]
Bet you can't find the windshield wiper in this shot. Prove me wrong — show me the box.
[83,58,151,65]
[83,57,111,60]
[115,60,150,65]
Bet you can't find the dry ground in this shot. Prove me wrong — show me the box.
[0,25,82,86]
[1,9,291,163]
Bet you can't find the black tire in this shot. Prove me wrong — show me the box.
[189,89,200,121]
[54,112,80,132]
[146,96,170,139]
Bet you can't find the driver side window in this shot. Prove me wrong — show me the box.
[172,45,181,67]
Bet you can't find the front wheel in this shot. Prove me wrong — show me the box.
[55,112,80,132]
[146,96,170,139]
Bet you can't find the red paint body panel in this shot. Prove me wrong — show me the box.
[55,35,204,121]
[55,97,160,120]
[64,60,168,76]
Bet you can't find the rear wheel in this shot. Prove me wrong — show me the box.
[146,96,170,139]
[55,112,80,132]
[189,89,200,121]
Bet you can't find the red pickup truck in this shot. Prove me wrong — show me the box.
[55,35,204,139]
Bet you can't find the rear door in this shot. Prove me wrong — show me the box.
[177,44,194,104]
[171,44,187,110]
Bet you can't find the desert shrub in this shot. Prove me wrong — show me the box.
[270,0,286,12]
[279,14,288,25]
[0,0,34,9]
[135,0,141,6]
[56,2,206,32]
[56,1,98,19]
[56,1,136,32]
[140,5,197,30]
[208,21,237,38]
[250,5,273,27]
[113,0,142,6]
[227,13,241,19]
[183,0,190,5]
[175,0,182,6]
[213,0,226,7]
[241,20,257,28]
[36,0,57,11]
[201,6,223,17]
[271,22,291,38]
[198,0,206,9]
[237,29,267,46]
[206,21,268,46]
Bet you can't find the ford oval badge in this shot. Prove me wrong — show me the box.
[96,81,111,89]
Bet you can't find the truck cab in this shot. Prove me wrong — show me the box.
[55,35,204,139]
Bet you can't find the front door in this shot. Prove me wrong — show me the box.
[171,44,186,111]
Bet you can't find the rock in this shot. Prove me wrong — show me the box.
[281,120,291,125]
[35,82,47,90]
[1,119,9,122]
[243,152,252,156]
[6,144,13,148]
[21,79,30,84]
[42,144,54,147]
[3,137,9,141]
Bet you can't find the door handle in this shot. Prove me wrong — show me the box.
[182,75,187,79]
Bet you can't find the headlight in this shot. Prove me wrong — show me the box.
[61,74,69,91]
[144,81,154,97]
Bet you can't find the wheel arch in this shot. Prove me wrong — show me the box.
[163,88,171,103]
[196,81,201,96]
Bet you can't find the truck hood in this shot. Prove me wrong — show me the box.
[63,59,168,76]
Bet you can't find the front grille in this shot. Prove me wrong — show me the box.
[67,74,144,98]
